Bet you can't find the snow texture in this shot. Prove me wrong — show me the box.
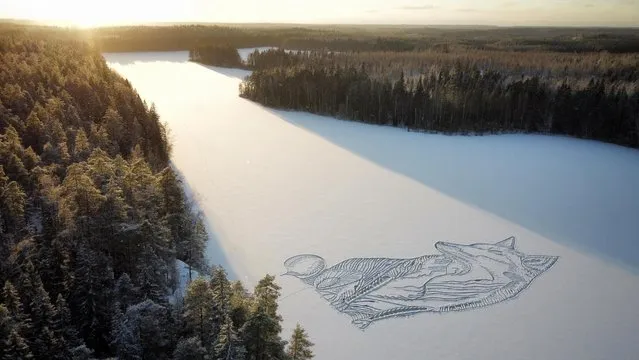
[105,51,639,360]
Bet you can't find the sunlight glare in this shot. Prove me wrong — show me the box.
[10,0,165,28]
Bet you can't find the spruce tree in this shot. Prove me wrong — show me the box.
[173,336,207,360]
[184,278,216,345]
[2,281,31,337]
[215,313,245,360]
[241,275,286,360]
[210,265,232,313]
[73,129,90,161]
[0,305,11,359]
[286,324,314,360]
[3,329,33,360]
[29,279,57,332]
[54,294,82,348]
[1,181,26,229]
[115,273,138,311]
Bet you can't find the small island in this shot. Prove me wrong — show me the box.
[189,44,244,68]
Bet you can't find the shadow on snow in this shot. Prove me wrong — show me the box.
[172,164,239,281]
[266,108,639,275]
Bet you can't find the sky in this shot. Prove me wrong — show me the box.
[1,0,638,27]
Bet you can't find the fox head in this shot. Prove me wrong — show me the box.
[435,237,558,281]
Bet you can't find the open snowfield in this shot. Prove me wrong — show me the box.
[105,51,639,360]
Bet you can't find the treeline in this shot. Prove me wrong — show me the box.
[88,25,639,54]
[240,61,639,148]
[0,32,313,359]
[245,48,639,84]
[173,272,314,360]
[3,22,638,54]
[189,45,243,68]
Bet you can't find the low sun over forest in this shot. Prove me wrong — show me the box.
[1,21,638,359]
[0,27,313,360]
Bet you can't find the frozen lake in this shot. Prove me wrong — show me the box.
[105,51,639,360]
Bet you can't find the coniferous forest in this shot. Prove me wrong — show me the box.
[0,30,312,359]
[189,45,244,68]
[1,20,638,359]
[239,49,639,148]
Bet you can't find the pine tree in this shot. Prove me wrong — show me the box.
[1,181,26,230]
[215,313,245,360]
[70,246,114,353]
[69,345,94,360]
[210,265,232,313]
[183,278,216,345]
[73,128,90,161]
[22,146,40,171]
[0,166,7,235]
[54,294,82,348]
[253,275,281,318]
[2,281,31,336]
[29,279,57,332]
[134,222,171,302]
[115,273,138,311]
[110,308,142,360]
[24,110,45,152]
[102,107,124,156]
[173,336,207,360]
[229,281,251,330]
[58,163,106,226]
[127,300,172,359]
[0,305,12,359]
[286,324,314,360]
[36,326,68,360]
[242,275,286,360]
[3,329,33,360]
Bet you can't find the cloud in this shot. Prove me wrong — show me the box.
[396,4,437,10]
[583,3,595,7]
[457,8,480,12]
[365,9,379,13]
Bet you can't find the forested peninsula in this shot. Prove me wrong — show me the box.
[239,49,639,148]
[0,29,312,360]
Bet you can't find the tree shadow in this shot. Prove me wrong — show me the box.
[265,108,639,274]
[191,62,251,80]
[172,165,239,280]
[103,51,190,65]
[104,50,255,80]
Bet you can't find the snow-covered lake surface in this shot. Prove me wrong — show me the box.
[105,51,639,360]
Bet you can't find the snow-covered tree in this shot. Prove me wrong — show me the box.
[214,314,245,360]
[3,329,33,359]
[173,336,207,360]
[184,278,216,345]
[286,324,314,360]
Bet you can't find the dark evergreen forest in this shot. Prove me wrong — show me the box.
[189,45,244,68]
[2,22,639,54]
[88,25,639,54]
[239,49,639,148]
[0,31,312,359]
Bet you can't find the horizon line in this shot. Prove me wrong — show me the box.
[1,18,638,30]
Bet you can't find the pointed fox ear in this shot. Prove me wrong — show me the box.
[495,236,516,249]
[522,255,558,274]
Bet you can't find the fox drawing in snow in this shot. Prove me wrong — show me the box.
[283,237,558,329]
